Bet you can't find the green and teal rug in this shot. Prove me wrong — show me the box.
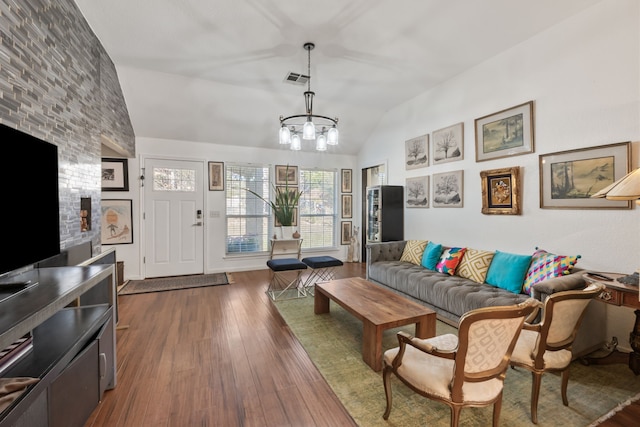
[275,297,640,426]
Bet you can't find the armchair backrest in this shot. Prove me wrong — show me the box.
[450,299,538,401]
[533,283,605,360]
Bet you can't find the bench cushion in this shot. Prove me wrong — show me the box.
[302,256,343,269]
[267,258,308,271]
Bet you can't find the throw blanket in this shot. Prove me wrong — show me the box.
[0,377,39,413]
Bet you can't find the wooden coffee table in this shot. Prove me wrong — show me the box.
[314,277,436,371]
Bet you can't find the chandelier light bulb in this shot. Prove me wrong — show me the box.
[279,125,291,144]
[316,133,327,151]
[302,119,315,140]
[290,133,301,150]
[327,126,339,145]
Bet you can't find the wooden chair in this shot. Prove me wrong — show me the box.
[383,299,538,427]
[265,239,307,301]
[509,282,605,424]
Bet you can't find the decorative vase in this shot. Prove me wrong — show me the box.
[292,230,300,239]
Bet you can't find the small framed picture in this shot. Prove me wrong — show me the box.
[405,134,429,170]
[405,176,429,208]
[101,199,133,244]
[341,194,353,218]
[432,122,464,164]
[275,164,298,185]
[341,221,352,245]
[475,101,534,162]
[341,169,352,193]
[480,167,521,215]
[208,161,224,191]
[101,158,129,191]
[539,141,631,209]
[433,170,463,208]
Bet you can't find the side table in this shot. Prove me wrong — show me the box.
[581,272,640,375]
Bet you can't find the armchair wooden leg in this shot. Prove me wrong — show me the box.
[450,405,461,427]
[561,369,570,406]
[492,392,503,427]
[382,365,393,420]
[530,372,542,424]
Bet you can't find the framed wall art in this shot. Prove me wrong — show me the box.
[274,208,298,227]
[341,221,352,245]
[405,134,429,170]
[275,164,298,185]
[433,170,463,208]
[480,167,521,215]
[405,176,429,208]
[341,194,353,218]
[208,161,224,191]
[432,122,464,164]
[539,141,631,209]
[341,168,352,193]
[475,101,534,162]
[101,158,129,191]
[101,199,133,244]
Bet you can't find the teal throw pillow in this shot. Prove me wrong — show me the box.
[421,241,443,271]
[485,250,533,294]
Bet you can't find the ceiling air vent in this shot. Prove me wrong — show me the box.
[283,72,309,85]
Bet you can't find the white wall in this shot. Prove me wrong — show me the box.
[115,137,357,280]
[358,0,640,349]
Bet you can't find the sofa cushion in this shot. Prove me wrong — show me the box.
[456,248,495,284]
[485,250,532,294]
[523,249,580,295]
[400,240,428,265]
[421,242,443,270]
[435,247,466,276]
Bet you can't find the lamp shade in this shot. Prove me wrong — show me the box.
[591,168,640,201]
[279,126,291,144]
[290,134,301,151]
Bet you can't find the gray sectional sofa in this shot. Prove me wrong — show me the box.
[366,240,604,356]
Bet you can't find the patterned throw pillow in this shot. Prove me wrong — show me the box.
[456,249,495,284]
[399,240,428,265]
[435,247,467,275]
[523,249,580,295]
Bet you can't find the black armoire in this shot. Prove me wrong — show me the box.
[366,185,404,243]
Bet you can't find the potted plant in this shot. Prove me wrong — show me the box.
[245,165,302,238]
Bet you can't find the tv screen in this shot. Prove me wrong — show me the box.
[0,123,60,278]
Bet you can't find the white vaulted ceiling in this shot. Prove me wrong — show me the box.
[75,0,601,155]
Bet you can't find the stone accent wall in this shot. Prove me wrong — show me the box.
[0,0,135,254]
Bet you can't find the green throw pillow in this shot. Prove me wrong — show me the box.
[485,250,532,294]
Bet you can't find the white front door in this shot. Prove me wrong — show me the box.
[143,157,205,278]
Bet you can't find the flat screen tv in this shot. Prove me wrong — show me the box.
[0,123,60,281]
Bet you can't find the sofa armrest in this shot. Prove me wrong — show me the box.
[366,241,407,264]
[531,268,587,300]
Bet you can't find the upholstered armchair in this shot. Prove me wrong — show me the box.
[509,282,605,424]
[382,299,538,427]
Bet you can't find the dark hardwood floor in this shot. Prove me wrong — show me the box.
[85,263,366,427]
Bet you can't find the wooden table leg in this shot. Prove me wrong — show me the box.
[362,321,382,371]
[314,289,330,314]
[415,313,436,339]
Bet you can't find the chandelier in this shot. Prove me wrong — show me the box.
[279,42,339,151]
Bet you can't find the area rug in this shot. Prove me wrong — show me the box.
[118,273,230,295]
[274,296,640,427]
[587,391,640,426]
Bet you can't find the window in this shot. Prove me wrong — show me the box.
[225,164,270,254]
[152,167,196,192]
[299,169,337,249]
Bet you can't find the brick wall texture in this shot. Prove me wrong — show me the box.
[0,0,135,253]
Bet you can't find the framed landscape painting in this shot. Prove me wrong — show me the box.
[433,170,463,208]
[208,161,224,191]
[539,141,631,209]
[480,167,521,215]
[405,134,429,170]
[432,122,464,164]
[275,164,298,185]
[405,176,429,208]
[475,101,534,162]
